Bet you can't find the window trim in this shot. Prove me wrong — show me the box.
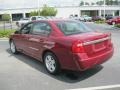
[55,21,92,36]
[30,21,52,36]
[20,22,33,34]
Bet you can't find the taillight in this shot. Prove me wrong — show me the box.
[72,41,85,53]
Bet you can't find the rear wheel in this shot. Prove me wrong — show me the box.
[10,40,18,54]
[43,52,60,75]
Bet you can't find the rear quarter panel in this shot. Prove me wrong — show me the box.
[49,36,79,71]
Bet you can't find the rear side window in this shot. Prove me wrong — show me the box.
[56,21,92,35]
[31,22,51,35]
[37,17,45,20]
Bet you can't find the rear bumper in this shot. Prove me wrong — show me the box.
[106,21,112,25]
[73,48,114,71]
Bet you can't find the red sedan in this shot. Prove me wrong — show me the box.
[9,20,114,75]
[106,16,120,25]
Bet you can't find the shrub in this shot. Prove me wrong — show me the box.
[30,11,39,16]
[2,14,11,21]
[0,30,15,38]
[94,20,105,24]
[40,5,57,16]
[115,24,120,28]
[30,5,57,16]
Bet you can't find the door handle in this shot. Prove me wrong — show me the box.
[39,39,44,42]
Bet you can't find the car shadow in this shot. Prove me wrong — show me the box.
[6,49,103,83]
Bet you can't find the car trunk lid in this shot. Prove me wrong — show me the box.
[68,32,111,55]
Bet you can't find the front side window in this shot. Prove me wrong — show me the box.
[20,23,33,34]
[32,22,51,35]
[56,21,92,35]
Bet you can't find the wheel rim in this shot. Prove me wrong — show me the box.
[45,55,56,73]
[10,42,15,53]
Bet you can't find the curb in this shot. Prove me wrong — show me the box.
[0,38,9,41]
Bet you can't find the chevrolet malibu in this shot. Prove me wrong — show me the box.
[9,20,114,75]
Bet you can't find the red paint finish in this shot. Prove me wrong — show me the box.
[106,16,120,25]
[9,20,114,71]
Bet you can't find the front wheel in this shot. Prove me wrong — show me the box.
[43,52,60,75]
[10,40,18,54]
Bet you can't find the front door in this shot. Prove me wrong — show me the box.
[17,23,33,54]
[28,21,52,60]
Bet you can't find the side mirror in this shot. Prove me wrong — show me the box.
[14,30,20,34]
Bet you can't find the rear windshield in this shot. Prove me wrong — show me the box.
[56,21,92,35]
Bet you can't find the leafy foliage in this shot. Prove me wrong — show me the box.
[96,1,104,5]
[30,5,57,16]
[2,14,11,21]
[0,30,15,38]
[79,1,84,6]
[115,24,120,28]
[30,11,39,16]
[40,5,57,16]
[94,20,105,24]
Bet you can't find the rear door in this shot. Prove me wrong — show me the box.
[28,21,52,60]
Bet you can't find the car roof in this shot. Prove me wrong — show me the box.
[31,19,78,23]
[31,16,44,17]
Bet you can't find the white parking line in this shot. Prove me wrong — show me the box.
[68,84,120,90]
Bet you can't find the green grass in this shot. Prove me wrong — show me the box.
[115,24,120,28]
[0,29,15,38]
[94,20,106,24]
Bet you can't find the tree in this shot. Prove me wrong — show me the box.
[79,1,84,6]
[40,5,57,16]
[85,2,90,5]
[96,0,104,5]
[113,0,118,5]
[30,5,57,16]
[106,0,109,5]
[105,0,119,5]
[109,0,113,5]
[91,2,95,5]
[2,14,11,21]
[30,11,39,16]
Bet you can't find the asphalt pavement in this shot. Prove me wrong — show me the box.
[0,23,120,90]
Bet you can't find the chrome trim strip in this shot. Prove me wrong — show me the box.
[29,47,39,51]
[29,38,40,42]
[83,37,110,45]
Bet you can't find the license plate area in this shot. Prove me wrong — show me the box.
[93,42,106,52]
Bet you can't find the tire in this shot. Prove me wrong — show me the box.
[43,52,60,75]
[10,40,18,54]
